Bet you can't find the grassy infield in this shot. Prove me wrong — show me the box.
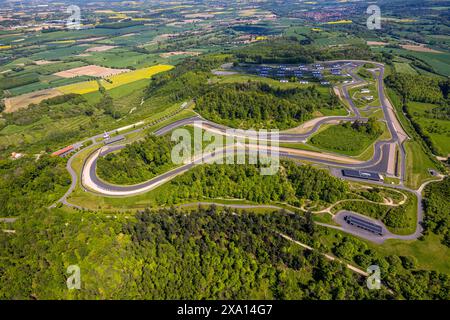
[308,124,385,157]
[47,62,448,273]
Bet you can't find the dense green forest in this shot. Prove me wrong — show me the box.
[146,54,231,103]
[124,208,381,299]
[235,38,375,64]
[385,73,449,105]
[96,147,414,233]
[1,207,448,300]
[0,155,70,216]
[153,161,348,206]
[97,134,176,185]
[195,82,340,129]
[423,178,450,247]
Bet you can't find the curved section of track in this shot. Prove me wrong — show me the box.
[82,142,391,197]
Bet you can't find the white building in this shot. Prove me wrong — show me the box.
[10,152,24,160]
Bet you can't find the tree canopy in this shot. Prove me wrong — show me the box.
[195,82,340,129]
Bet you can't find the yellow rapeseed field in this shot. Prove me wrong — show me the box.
[58,80,99,95]
[239,9,257,17]
[58,64,173,95]
[101,65,173,90]
[49,40,76,44]
[326,20,353,24]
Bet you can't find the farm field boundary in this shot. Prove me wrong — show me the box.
[3,64,174,112]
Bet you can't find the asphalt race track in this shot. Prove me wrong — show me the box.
[78,61,408,195]
[54,60,438,243]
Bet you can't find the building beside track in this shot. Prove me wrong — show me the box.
[51,145,75,157]
[104,135,125,145]
[344,215,383,236]
[342,169,383,181]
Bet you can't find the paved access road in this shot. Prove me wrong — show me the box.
[325,169,445,243]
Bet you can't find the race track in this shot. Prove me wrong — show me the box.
[80,61,407,197]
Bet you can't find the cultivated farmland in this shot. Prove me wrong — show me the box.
[4,64,174,110]
[85,45,117,52]
[60,64,174,94]
[3,88,62,113]
[54,65,130,78]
